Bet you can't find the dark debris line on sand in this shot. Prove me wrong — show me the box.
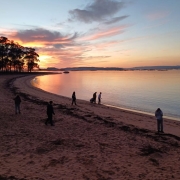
[0,175,27,180]
[58,103,180,148]
[5,75,48,106]
[5,75,180,148]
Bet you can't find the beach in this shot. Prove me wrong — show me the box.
[1,73,180,180]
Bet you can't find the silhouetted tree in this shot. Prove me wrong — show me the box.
[0,36,40,72]
[0,37,9,71]
[8,41,25,72]
[23,47,39,72]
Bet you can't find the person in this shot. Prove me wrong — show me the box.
[98,92,102,104]
[93,92,97,103]
[155,108,164,133]
[72,91,77,105]
[45,101,55,126]
[13,94,21,114]
[90,98,93,103]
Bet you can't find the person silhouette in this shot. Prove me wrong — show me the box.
[93,92,97,103]
[72,91,77,105]
[13,94,21,114]
[155,108,164,133]
[45,101,55,126]
[98,92,102,104]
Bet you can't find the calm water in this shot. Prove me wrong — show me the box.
[31,70,180,120]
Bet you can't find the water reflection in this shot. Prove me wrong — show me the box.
[31,70,180,119]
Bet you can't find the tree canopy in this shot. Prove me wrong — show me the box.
[0,36,39,72]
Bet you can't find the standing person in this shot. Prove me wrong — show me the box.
[155,108,164,133]
[98,92,102,104]
[45,101,55,126]
[93,92,97,103]
[13,94,21,114]
[72,91,77,105]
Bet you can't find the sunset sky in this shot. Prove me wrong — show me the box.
[1,0,180,68]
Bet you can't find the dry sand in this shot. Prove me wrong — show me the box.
[0,73,180,180]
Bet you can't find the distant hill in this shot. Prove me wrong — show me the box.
[129,66,180,70]
[59,67,124,71]
[40,66,180,71]
[46,67,59,71]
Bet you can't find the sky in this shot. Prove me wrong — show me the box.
[1,0,180,68]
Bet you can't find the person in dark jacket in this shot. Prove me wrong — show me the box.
[155,108,164,133]
[14,94,21,114]
[72,91,77,105]
[45,101,55,126]
[93,92,97,103]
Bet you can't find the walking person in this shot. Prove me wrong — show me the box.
[98,92,102,104]
[13,94,21,114]
[155,108,164,133]
[45,101,55,126]
[72,91,77,105]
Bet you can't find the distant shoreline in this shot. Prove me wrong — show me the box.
[41,66,180,71]
[104,104,180,122]
[0,71,61,75]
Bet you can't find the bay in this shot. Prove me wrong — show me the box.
[31,70,180,120]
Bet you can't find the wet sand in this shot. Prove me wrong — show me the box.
[1,73,180,180]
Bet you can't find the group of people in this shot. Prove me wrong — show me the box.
[45,91,102,126]
[90,92,102,104]
[13,94,164,132]
[71,91,102,105]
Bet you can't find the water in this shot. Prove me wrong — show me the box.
[31,70,180,120]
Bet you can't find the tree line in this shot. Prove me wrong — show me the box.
[0,36,39,72]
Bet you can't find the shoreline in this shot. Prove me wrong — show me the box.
[104,104,180,122]
[1,73,180,179]
[14,74,180,136]
[30,73,180,122]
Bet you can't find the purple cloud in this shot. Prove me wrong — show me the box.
[104,15,129,24]
[69,0,125,23]
[14,28,78,43]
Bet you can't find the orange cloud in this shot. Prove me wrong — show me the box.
[80,25,128,41]
[93,40,119,50]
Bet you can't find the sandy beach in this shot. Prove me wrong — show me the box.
[1,73,180,180]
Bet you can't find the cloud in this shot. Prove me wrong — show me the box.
[37,47,86,67]
[69,0,125,23]
[94,40,119,50]
[80,25,128,41]
[4,25,128,68]
[13,28,78,44]
[4,27,89,67]
[146,11,170,21]
[103,15,129,24]
[53,44,65,49]
[0,28,17,37]
[83,55,111,60]
[71,56,111,66]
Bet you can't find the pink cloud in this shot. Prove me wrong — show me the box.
[146,11,170,21]
[0,28,17,37]
[80,25,128,41]
[93,41,119,50]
